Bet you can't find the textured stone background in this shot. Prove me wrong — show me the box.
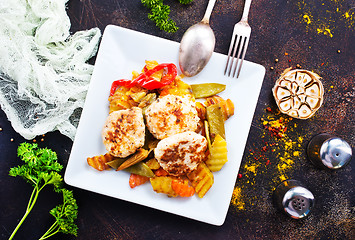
[1,0,354,239]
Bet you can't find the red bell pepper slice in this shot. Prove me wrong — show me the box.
[110,63,177,95]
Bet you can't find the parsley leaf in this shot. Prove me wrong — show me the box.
[142,0,178,33]
[9,143,63,189]
[142,0,194,33]
[39,189,79,239]
[178,0,194,4]
[148,4,178,33]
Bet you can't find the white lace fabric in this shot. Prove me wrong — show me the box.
[0,0,101,140]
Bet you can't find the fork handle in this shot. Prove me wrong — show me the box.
[241,0,252,22]
[201,0,217,24]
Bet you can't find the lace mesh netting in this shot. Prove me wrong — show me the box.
[0,0,101,140]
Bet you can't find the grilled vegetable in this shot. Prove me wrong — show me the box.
[206,103,225,140]
[191,83,226,98]
[145,158,161,170]
[205,95,235,121]
[187,162,214,198]
[107,158,155,178]
[108,86,134,112]
[204,120,212,149]
[195,102,207,120]
[171,179,195,197]
[110,63,177,91]
[87,153,115,171]
[106,158,126,170]
[138,93,157,110]
[150,176,178,197]
[126,162,155,178]
[116,148,150,171]
[142,131,159,151]
[159,77,193,98]
[206,134,228,171]
[129,174,150,188]
[154,168,169,176]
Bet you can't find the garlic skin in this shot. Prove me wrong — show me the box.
[272,68,324,119]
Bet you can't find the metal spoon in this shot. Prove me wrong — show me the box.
[179,0,216,77]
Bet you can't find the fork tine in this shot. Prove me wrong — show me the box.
[229,35,241,77]
[231,35,244,77]
[224,33,236,75]
[236,37,250,78]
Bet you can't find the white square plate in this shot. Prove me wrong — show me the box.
[64,25,265,226]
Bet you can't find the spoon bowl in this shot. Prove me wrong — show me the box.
[179,0,216,77]
[179,22,215,77]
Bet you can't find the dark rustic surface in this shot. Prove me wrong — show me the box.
[1,0,354,239]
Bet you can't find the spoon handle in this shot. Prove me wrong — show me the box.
[241,0,252,22]
[201,0,217,24]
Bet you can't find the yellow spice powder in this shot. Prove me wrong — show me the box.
[231,186,245,210]
[303,14,312,24]
[245,164,257,174]
[230,108,306,210]
[317,27,334,38]
[297,0,354,37]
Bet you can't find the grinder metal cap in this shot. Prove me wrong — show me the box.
[307,133,352,169]
[273,180,315,219]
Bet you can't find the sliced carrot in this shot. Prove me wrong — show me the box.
[171,179,195,197]
[87,153,114,171]
[154,168,169,177]
[129,173,149,188]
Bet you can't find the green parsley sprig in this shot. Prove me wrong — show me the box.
[8,143,78,240]
[141,0,194,33]
[178,0,194,4]
[39,189,78,239]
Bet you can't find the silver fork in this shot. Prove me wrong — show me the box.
[224,0,252,78]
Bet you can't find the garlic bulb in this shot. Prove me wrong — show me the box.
[272,68,324,119]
